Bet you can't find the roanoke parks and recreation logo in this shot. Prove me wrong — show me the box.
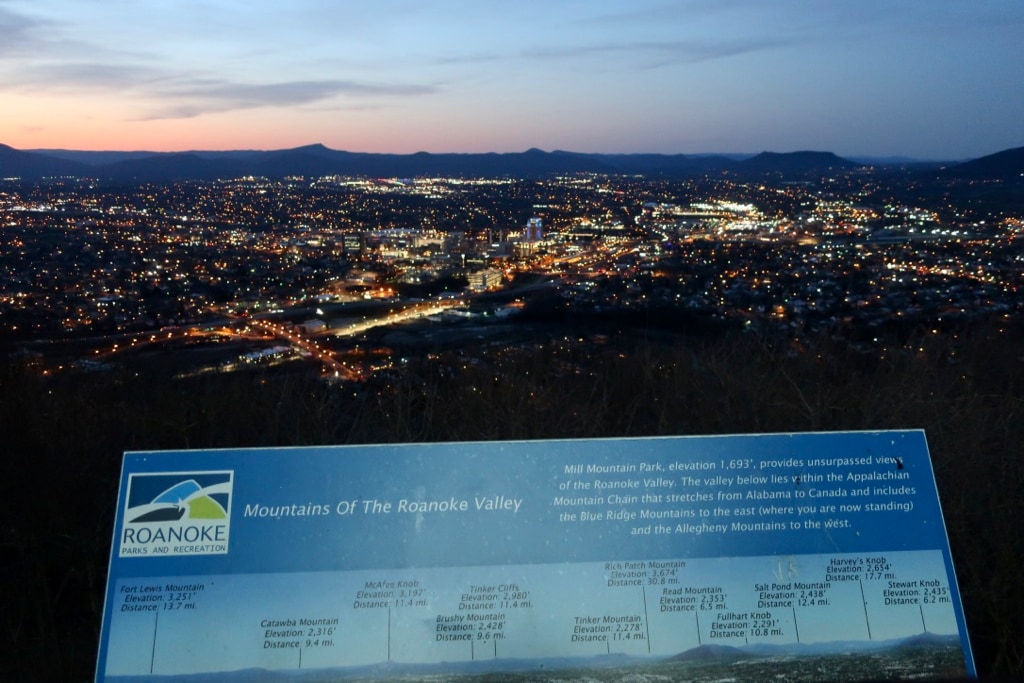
[119,471,233,558]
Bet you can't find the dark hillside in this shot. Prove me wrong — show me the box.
[738,150,861,175]
[0,142,90,178]
[4,324,1024,680]
[940,146,1024,179]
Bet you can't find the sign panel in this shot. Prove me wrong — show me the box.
[96,431,974,682]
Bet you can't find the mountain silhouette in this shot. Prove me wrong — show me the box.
[6,142,1021,182]
[0,143,884,181]
[0,143,89,178]
[665,643,752,663]
[940,145,1024,180]
[739,150,861,175]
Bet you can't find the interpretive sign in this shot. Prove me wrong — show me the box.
[96,430,974,682]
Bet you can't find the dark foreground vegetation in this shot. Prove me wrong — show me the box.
[5,322,1024,681]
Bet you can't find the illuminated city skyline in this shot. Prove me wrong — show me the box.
[1,0,1021,159]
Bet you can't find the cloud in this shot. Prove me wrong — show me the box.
[431,35,790,73]
[1,56,436,120]
[0,4,56,56]
[572,1,1024,55]
[574,0,753,26]
[137,77,437,120]
[522,37,790,68]
[0,2,436,120]
[8,62,163,91]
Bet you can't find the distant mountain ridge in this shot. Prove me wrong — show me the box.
[0,143,89,178]
[740,150,858,174]
[939,145,1024,179]
[103,632,964,683]
[0,143,838,182]
[2,142,1020,182]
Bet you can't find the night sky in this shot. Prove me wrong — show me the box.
[1,0,1021,159]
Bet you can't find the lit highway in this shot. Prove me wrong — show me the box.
[245,300,464,380]
[246,320,360,380]
[330,300,464,337]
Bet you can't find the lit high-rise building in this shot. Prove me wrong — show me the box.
[526,217,543,242]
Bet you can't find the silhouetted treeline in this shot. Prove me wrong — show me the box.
[4,323,1023,680]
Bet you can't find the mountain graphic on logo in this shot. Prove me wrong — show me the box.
[127,479,229,523]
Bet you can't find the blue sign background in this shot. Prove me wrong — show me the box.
[96,430,975,681]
